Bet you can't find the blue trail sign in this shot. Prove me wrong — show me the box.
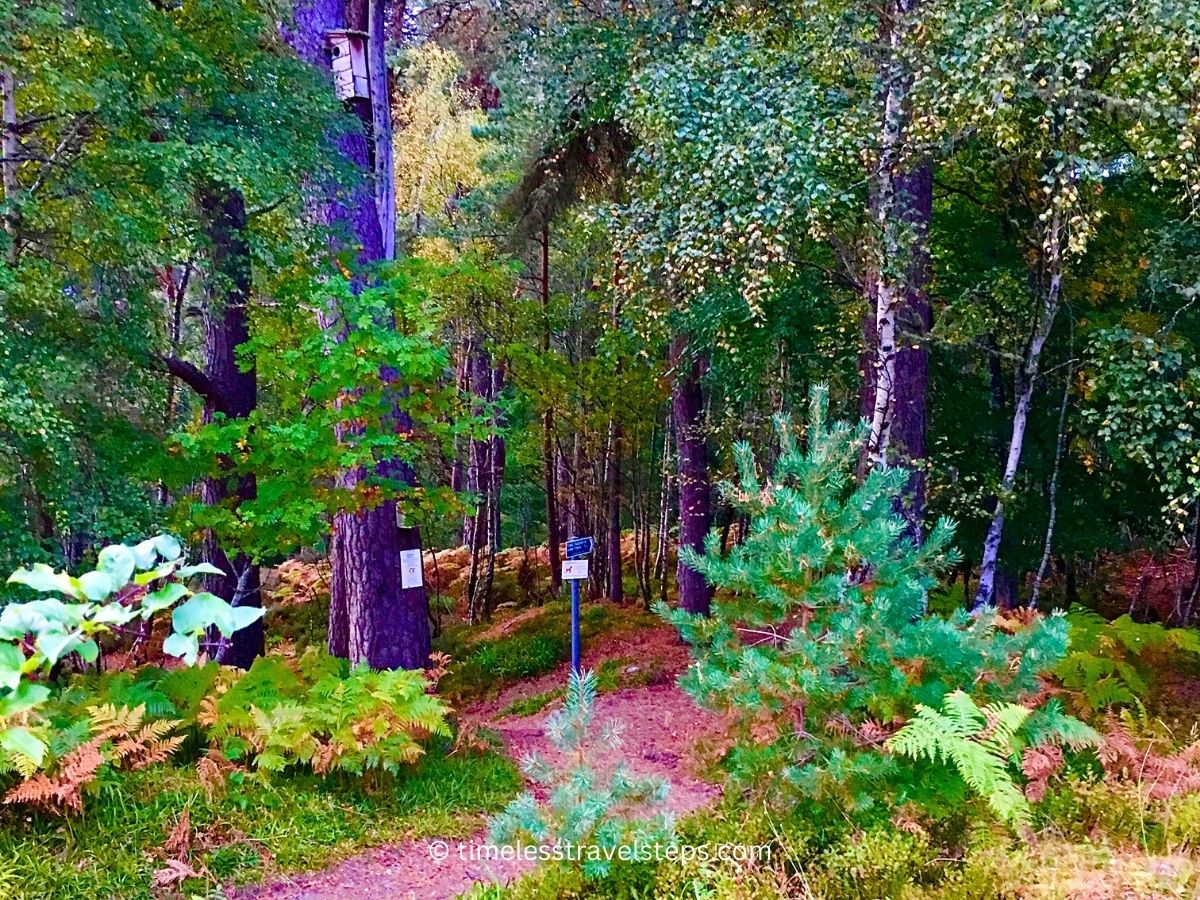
[565,536,594,559]
[563,536,592,673]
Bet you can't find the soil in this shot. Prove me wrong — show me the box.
[231,618,721,900]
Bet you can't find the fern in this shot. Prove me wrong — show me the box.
[887,692,1032,824]
[887,691,1098,825]
[198,651,450,776]
[1055,607,1200,715]
[4,703,183,814]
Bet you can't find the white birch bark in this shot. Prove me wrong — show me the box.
[974,206,1065,609]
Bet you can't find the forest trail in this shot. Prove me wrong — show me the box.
[233,623,723,900]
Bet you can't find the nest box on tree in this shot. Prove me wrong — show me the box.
[327,29,370,101]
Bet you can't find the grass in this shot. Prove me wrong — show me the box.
[0,742,521,900]
[497,688,565,718]
[436,601,629,703]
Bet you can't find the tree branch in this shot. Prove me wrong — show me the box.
[162,355,226,411]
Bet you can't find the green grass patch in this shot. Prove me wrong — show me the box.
[437,602,637,703]
[498,688,565,718]
[0,742,521,900]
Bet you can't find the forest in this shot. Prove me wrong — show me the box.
[3,0,1200,897]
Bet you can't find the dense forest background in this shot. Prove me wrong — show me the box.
[5,2,1200,898]
[5,0,1200,645]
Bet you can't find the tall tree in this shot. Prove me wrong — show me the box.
[285,0,430,668]
[165,189,263,668]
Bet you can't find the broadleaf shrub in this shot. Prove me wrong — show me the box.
[0,536,261,787]
[660,387,1095,829]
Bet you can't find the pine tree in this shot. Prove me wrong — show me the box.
[660,386,1088,827]
[489,670,674,879]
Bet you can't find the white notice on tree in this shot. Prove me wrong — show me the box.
[400,549,423,588]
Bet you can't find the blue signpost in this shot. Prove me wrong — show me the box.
[563,536,593,673]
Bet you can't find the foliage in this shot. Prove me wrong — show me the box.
[661,388,1090,827]
[0,744,521,900]
[1054,607,1200,715]
[197,651,450,776]
[887,691,1095,826]
[1081,326,1200,527]
[55,649,451,780]
[4,704,183,814]
[0,0,340,569]
[0,535,260,781]
[160,259,480,563]
[489,670,674,879]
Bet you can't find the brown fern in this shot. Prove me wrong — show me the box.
[3,739,104,813]
[1022,744,1064,802]
[1099,715,1200,799]
[89,704,183,771]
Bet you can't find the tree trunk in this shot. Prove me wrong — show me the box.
[861,0,932,539]
[366,0,395,260]
[606,418,623,602]
[1030,356,1072,607]
[671,334,713,616]
[540,227,561,590]
[653,405,673,605]
[1,69,17,261]
[197,188,262,669]
[285,0,429,669]
[974,206,1065,610]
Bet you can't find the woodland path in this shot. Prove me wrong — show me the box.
[232,623,723,900]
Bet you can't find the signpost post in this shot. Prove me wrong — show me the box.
[562,536,593,673]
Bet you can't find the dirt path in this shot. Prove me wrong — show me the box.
[233,626,722,900]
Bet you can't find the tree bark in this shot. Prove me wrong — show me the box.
[366,0,395,260]
[196,187,263,669]
[540,226,562,591]
[285,0,429,668]
[862,0,932,539]
[671,333,713,616]
[606,418,623,602]
[1,69,17,261]
[974,206,1065,610]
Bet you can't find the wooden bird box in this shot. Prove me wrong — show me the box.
[327,29,369,101]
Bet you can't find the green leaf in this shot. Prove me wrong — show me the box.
[91,603,139,627]
[35,630,78,665]
[97,544,137,586]
[142,582,189,616]
[131,538,159,569]
[77,570,116,601]
[7,564,82,599]
[176,562,225,578]
[230,605,266,631]
[0,599,82,640]
[0,727,47,768]
[173,592,233,635]
[153,534,183,562]
[77,639,99,664]
[0,682,51,717]
[0,644,25,692]
[133,561,181,586]
[162,632,200,666]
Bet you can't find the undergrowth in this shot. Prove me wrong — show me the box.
[0,741,521,900]
[436,602,640,702]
